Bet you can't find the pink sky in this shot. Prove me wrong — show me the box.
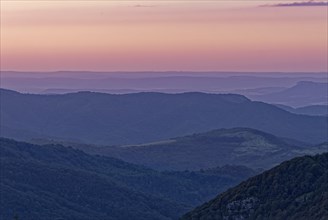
[0,1,327,72]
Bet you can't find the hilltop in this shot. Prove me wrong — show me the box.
[89,127,327,171]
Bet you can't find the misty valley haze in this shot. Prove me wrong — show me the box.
[1,71,327,107]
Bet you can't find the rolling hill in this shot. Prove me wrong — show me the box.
[250,81,328,107]
[181,153,328,220]
[275,104,328,116]
[78,128,327,171]
[0,138,255,220]
[1,89,326,145]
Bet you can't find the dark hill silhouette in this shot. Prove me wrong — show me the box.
[181,153,328,220]
[1,89,326,145]
[0,138,255,220]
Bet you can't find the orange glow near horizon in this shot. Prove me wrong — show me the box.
[0,1,327,72]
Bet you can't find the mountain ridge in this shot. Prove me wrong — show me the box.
[1,89,326,145]
[45,127,327,171]
[250,81,328,107]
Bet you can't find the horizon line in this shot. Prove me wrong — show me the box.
[1,70,327,74]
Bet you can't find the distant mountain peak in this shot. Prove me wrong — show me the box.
[0,88,20,94]
[296,81,326,86]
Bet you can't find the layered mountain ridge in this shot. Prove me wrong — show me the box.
[1,89,326,145]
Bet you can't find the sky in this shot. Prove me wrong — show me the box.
[0,1,327,72]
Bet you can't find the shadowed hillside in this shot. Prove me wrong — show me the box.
[181,153,328,220]
[1,89,326,145]
[0,138,255,220]
[79,128,327,171]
